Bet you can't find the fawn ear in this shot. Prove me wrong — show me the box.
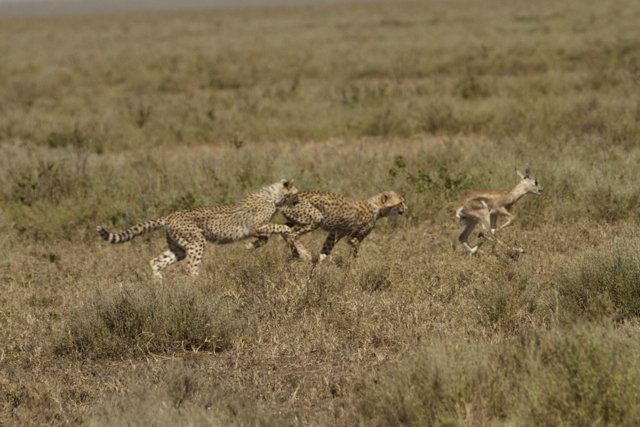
[525,164,531,178]
[515,167,525,180]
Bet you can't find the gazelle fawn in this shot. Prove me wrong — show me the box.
[455,166,543,254]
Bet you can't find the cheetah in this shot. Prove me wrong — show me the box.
[97,179,299,281]
[251,190,406,262]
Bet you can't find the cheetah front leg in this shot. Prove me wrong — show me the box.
[347,237,362,259]
[253,223,293,236]
[346,229,373,260]
[246,223,293,249]
[246,223,305,255]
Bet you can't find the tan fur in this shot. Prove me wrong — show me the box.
[456,166,543,254]
[251,190,406,262]
[97,179,299,281]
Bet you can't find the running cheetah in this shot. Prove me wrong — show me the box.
[252,190,406,262]
[97,179,299,281]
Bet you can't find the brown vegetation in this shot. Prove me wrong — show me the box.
[2,0,640,425]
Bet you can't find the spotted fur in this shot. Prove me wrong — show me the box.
[97,179,299,281]
[251,190,406,262]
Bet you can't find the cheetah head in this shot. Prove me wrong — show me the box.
[372,191,407,218]
[276,179,300,208]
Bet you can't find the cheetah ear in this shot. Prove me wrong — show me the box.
[381,192,388,203]
[283,179,293,189]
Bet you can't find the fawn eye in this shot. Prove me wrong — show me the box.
[534,180,538,185]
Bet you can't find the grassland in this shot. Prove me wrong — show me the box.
[2,0,640,425]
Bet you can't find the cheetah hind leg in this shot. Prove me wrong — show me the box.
[280,223,313,262]
[279,233,302,259]
[150,240,186,282]
[246,236,269,249]
[319,233,343,263]
[182,235,206,277]
[290,238,312,262]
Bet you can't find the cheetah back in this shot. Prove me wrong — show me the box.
[282,191,373,232]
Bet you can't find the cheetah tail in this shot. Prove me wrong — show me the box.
[96,218,166,244]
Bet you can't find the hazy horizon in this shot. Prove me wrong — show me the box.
[0,0,380,18]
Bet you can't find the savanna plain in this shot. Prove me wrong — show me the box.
[2,0,640,425]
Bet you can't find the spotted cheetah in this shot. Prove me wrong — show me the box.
[97,179,299,281]
[252,190,406,262]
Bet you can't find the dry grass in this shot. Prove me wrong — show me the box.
[2,0,640,425]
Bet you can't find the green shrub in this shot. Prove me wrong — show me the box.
[389,156,472,200]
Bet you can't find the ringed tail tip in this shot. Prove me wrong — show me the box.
[96,225,111,242]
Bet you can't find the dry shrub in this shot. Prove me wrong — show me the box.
[585,185,640,223]
[474,274,537,332]
[55,283,242,359]
[87,362,274,427]
[353,324,640,426]
[557,239,640,322]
